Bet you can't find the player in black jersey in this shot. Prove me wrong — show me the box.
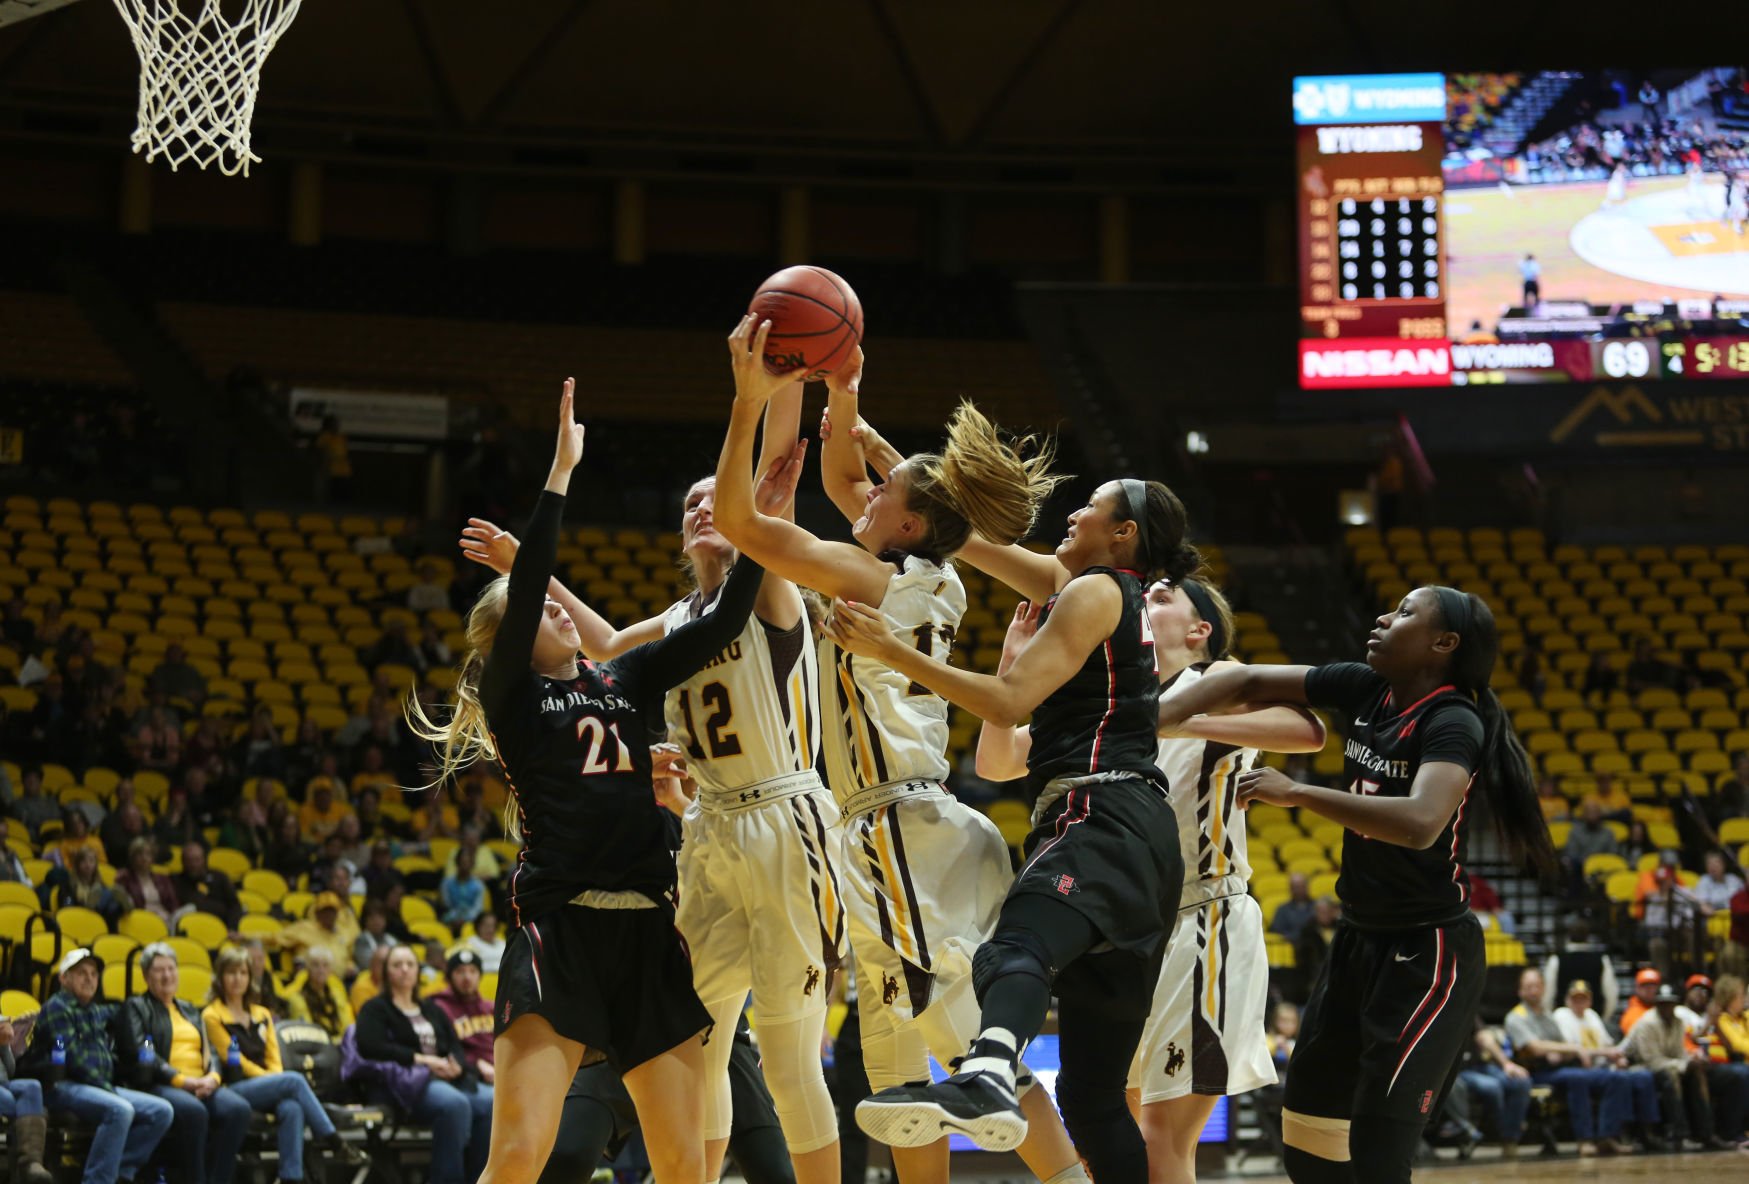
[407,382,766,1184]
[1157,585,1558,1183]
[828,477,1200,1184]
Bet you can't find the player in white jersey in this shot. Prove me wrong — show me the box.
[459,379,846,1184]
[714,316,1086,1184]
[975,577,1325,1184]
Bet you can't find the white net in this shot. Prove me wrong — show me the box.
[109,0,303,176]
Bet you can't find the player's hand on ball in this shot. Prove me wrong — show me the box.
[825,345,864,398]
[823,598,898,659]
[552,378,585,472]
[997,600,1041,675]
[728,314,809,406]
[459,518,518,574]
[755,438,809,516]
[1235,766,1298,810]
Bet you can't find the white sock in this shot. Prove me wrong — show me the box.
[959,1026,1021,1092]
[1043,1165,1092,1184]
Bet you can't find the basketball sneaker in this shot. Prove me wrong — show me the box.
[855,1069,1028,1151]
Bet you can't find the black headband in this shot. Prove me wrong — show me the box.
[1434,586,1472,639]
[1120,478,1151,571]
[1179,578,1230,661]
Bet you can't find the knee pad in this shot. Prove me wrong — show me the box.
[751,1014,838,1155]
[971,930,1055,1003]
[1282,1109,1351,1174]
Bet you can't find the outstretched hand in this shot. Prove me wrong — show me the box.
[459,518,518,575]
[755,438,809,516]
[825,345,864,398]
[728,314,810,407]
[552,378,585,473]
[823,597,898,661]
[997,600,1041,675]
[1234,766,1299,811]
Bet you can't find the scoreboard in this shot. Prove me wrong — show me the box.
[1293,70,1749,389]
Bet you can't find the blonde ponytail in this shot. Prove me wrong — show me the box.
[908,400,1067,556]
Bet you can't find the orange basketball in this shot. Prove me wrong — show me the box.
[747,266,864,380]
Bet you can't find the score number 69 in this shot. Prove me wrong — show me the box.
[1600,340,1653,379]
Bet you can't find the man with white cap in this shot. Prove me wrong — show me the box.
[1555,978,1665,1151]
[1621,981,1730,1150]
[27,948,175,1184]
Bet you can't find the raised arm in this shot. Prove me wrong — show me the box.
[478,381,581,715]
[620,552,766,697]
[749,377,807,632]
[819,349,879,524]
[975,600,1040,780]
[1158,663,1316,734]
[715,316,892,606]
[1163,662,1327,752]
[827,572,1121,728]
[953,535,1067,605]
[1236,760,1470,850]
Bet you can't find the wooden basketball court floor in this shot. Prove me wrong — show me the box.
[1231,1147,1749,1181]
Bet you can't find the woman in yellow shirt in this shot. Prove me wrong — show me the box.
[204,946,368,1179]
[284,945,355,1039]
[1716,975,1749,1060]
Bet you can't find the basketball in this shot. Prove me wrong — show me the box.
[747,265,865,380]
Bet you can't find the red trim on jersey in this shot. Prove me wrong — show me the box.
[1110,568,1146,578]
[1088,640,1117,771]
[1449,774,1475,903]
[528,921,546,1000]
[1390,930,1460,1096]
[1381,684,1458,718]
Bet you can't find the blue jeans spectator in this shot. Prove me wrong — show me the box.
[1530,1065,1630,1140]
[1619,1067,1660,1129]
[1457,1064,1531,1141]
[44,1082,175,1184]
[411,1080,494,1184]
[230,1072,340,1181]
[0,1077,47,1119]
[149,1083,253,1184]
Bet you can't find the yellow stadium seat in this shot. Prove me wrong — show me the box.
[0,882,39,912]
[176,912,229,951]
[92,932,140,967]
[237,914,280,940]
[56,906,108,947]
[116,910,168,945]
[176,964,213,1005]
[282,891,314,918]
[400,895,438,926]
[409,920,454,947]
[207,848,251,882]
[1583,853,1627,878]
[0,988,41,1019]
[242,869,289,904]
[104,962,147,999]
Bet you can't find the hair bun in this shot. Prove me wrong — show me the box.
[1162,542,1203,584]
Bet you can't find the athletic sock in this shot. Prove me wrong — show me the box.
[1042,1164,1091,1184]
[959,1027,1022,1092]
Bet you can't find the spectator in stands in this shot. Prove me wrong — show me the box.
[353,898,399,973]
[307,832,346,894]
[313,414,352,503]
[1623,967,1665,1033]
[219,778,274,861]
[60,844,125,922]
[329,858,366,908]
[30,948,175,1184]
[50,806,106,869]
[265,811,313,881]
[447,824,500,884]
[355,945,494,1184]
[1640,79,1662,123]
[274,891,359,973]
[1680,974,1749,1140]
[298,777,352,844]
[8,766,59,840]
[1623,982,1730,1149]
[1507,967,1635,1156]
[282,720,328,797]
[1643,864,1712,976]
[33,601,65,658]
[147,643,206,710]
[1582,774,1633,824]
[416,620,453,670]
[201,946,370,1177]
[1581,653,1619,702]
[152,781,200,859]
[429,948,495,1084]
[333,811,371,870]
[242,938,293,1020]
[0,843,32,887]
[1536,776,1570,823]
[285,945,352,1038]
[363,621,423,677]
[0,1010,56,1183]
[406,559,453,614]
[463,911,505,973]
[1715,975,1749,1067]
[173,841,241,930]
[362,838,406,900]
[1621,821,1656,870]
[1552,978,1665,1149]
[1627,638,1682,694]
[100,797,147,868]
[115,836,179,925]
[183,717,234,791]
[1564,799,1619,887]
[352,785,392,843]
[1294,895,1340,985]
[418,940,448,993]
[1710,753,1749,831]
[1268,872,1316,943]
[348,745,399,799]
[440,848,486,929]
[352,944,391,1014]
[233,707,285,781]
[1698,849,1746,913]
[1455,1020,1530,1157]
[452,776,497,842]
[1468,872,1517,934]
[123,941,254,1184]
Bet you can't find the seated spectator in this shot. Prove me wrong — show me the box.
[419,941,448,993]
[1642,865,1711,975]
[1708,753,1749,832]
[429,949,495,1084]
[218,778,274,861]
[182,717,233,788]
[1621,967,1662,1033]
[416,620,453,670]
[1469,872,1517,934]
[8,766,59,840]
[244,938,294,1021]
[441,848,486,929]
[1552,978,1663,1145]
[1456,1021,1531,1157]
[152,781,200,860]
[1581,652,1618,701]
[1621,821,1656,870]
[1268,872,1315,942]
[121,941,253,1184]
[353,899,399,974]
[282,720,328,797]
[173,841,242,930]
[447,824,502,884]
[28,948,175,1184]
[1505,967,1634,1156]
[353,785,393,843]
[201,946,370,1175]
[362,621,422,675]
[348,745,400,799]
[362,839,406,901]
[232,706,285,781]
[272,891,359,972]
[1623,982,1730,1149]
[54,845,125,922]
[132,704,182,772]
[0,1013,57,1182]
[1293,896,1340,984]
[1564,800,1619,884]
[333,811,371,870]
[298,777,352,844]
[1677,974,1749,1144]
[1581,774,1633,824]
[0,844,32,887]
[148,642,207,707]
[355,946,494,1184]
[463,911,505,974]
[328,858,366,908]
[351,944,391,1015]
[1696,849,1745,913]
[406,560,452,614]
[306,833,346,894]
[264,812,313,882]
[50,806,106,869]
[1716,975,1749,1067]
[115,836,179,925]
[285,945,352,1039]
[1536,776,1571,822]
[100,798,148,869]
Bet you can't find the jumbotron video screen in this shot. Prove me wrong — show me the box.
[1295,68,1749,388]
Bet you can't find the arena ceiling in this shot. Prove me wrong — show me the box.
[0,0,1661,180]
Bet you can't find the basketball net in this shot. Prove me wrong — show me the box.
[109,0,304,177]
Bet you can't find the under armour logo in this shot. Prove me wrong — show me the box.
[740,789,762,802]
[803,965,820,996]
[882,972,900,1005]
[1164,1042,1185,1077]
